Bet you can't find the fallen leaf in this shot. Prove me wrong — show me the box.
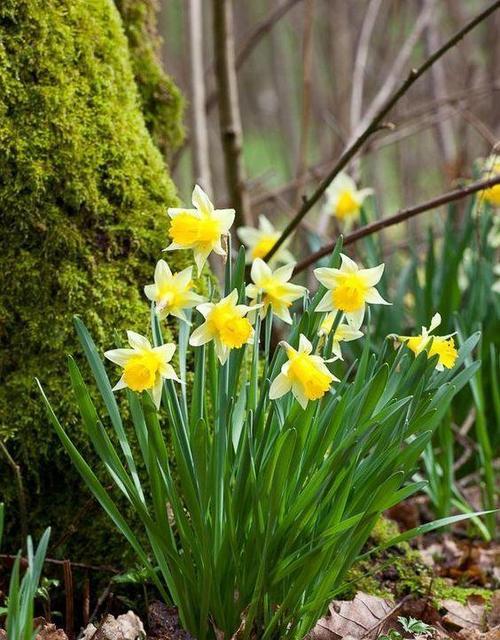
[307,592,395,639]
[82,611,145,640]
[440,595,486,631]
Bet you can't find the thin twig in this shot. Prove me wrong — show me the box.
[0,553,119,574]
[294,0,315,207]
[264,0,500,263]
[212,0,251,227]
[293,174,500,275]
[206,0,304,113]
[64,559,74,640]
[250,81,500,208]
[0,442,28,546]
[349,0,383,131]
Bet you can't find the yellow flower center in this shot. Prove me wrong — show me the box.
[288,352,331,400]
[482,184,500,207]
[252,235,277,259]
[261,278,291,308]
[332,273,367,312]
[405,336,424,356]
[429,337,458,369]
[123,352,162,391]
[335,191,360,220]
[169,213,221,247]
[157,282,189,311]
[209,304,253,348]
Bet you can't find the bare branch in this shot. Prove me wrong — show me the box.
[212,0,251,227]
[349,0,383,131]
[293,174,500,275]
[264,0,500,263]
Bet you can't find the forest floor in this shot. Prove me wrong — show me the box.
[1,502,498,640]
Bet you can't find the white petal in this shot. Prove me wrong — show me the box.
[237,227,261,246]
[314,267,341,289]
[214,340,229,364]
[428,313,442,333]
[224,289,239,306]
[151,377,163,409]
[273,305,293,325]
[315,291,335,313]
[127,331,151,351]
[192,184,214,215]
[154,343,176,363]
[144,284,157,301]
[359,263,384,287]
[214,208,235,232]
[298,334,313,354]
[196,302,215,318]
[161,363,181,382]
[273,262,295,283]
[189,322,214,346]
[358,188,374,202]
[365,287,391,305]
[251,258,271,284]
[339,253,359,273]
[292,384,309,410]
[346,306,365,330]
[246,283,259,299]
[259,215,275,234]
[112,375,128,391]
[155,259,172,285]
[331,341,343,360]
[176,266,194,288]
[105,348,135,366]
[269,373,292,400]
[194,248,211,274]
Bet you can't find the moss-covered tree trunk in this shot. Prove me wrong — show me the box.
[0,0,185,559]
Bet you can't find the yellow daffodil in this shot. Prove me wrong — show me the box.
[237,215,295,264]
[480,155,500,208]
[245,258,306,324]
[269,334,338,409]
[165,185,235,274]
[144,259,206,323]
[105,331,180,408]
[314,253,389,329]
[319,315,363,360]
[189,290,260,364]
[322,173,373,227]
[393,313,458,371]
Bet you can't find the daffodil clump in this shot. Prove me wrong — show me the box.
[41,184,480,640]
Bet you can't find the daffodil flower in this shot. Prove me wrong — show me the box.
[237,215,295,264]
[322,173,373,227]
[144,259,206,323]
[189,290,260,364]
[105,331,181,409]
[245,259,306,324]
[314,253,390,329]
[165,185,235,274]
[480,154,500,208]
[269,334,338,409]
[319,315,363,360]
[392,313,458,371]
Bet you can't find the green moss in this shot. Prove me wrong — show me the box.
[431,579,493,607]
[115,0,185,156]
[0,0,186,561]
